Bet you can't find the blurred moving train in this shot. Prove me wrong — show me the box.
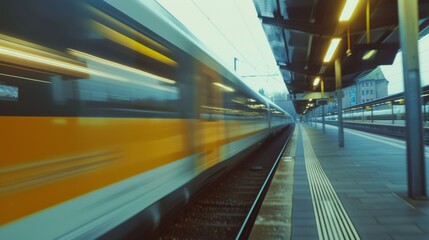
[323,106,407,125]
[0,0,292,238]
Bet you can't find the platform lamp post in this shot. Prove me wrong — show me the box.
[314,109,317,129]
[335,58,344,147]
[323,0,359,147]
[324,0,361,147]
[322,38,343,147]
[397,0,426,199]
[321,78,326,133]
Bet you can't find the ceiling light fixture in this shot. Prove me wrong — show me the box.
[313,77,320,86]
[362,49,377,60]
[213,82,235,92]
[323,38,341,63]
[339,0,360,21]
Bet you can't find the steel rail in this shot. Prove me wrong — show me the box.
[234,124,295,240]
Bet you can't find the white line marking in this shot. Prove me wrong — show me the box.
[300,124,360,240]
[324,124,429,155]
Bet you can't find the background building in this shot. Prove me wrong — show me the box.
[324,67,389,113]
[355,67,389,104]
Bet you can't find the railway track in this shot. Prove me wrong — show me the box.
[154,126,294,239]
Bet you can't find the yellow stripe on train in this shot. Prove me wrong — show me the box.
[0,116,267,225]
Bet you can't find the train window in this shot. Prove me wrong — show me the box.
[0,1,180,117]
[223,88,267,120]
[0,83,18,102]
[196,69,225,120]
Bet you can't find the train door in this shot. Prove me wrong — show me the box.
[194,63,226,173]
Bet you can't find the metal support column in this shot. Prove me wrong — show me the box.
[398,0,426,199]
[335,59,344,147]
[322,79,326,133]
[391,102,395,124]
[314,110,317,128]
[371,106,374,123]
[322,105,325,133]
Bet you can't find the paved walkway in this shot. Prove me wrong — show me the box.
[252,123,429,239]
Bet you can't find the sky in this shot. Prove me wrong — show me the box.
[156,0,429,98]
[380,34,429,95]
[156,0,287,97]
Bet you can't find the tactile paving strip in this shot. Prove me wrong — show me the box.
[301,125,360,240]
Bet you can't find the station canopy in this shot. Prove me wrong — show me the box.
[253,0,429,114]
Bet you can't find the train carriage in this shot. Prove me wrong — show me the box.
[0,0,291,238]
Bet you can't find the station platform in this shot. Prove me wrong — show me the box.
[249,123,429,240]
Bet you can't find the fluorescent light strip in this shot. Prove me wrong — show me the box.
[0,45,125,81]
[313,77,320,86]
[0,73,50,84]
[69,49,176,84]
[86,4,171,54]
[129,80,177,92]
[362,49,377,60]
[0,46,88,74]
[213,82,234,92]
[0,43,176,92]
[323,38,341,63]
[339,0,360,21]
[232,99,244,105]
[90,21,178,67]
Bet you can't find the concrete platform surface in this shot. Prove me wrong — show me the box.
[252,123,429,240]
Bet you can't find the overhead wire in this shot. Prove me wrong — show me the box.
[232,0,270,71]
[231,0,283,94]
[164,0,285,96]
[191,0,249,67]
[191,0,281,95]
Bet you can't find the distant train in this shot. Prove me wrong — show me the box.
[322,105,407,125]
[0,0,292,238]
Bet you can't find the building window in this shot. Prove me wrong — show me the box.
[362,90,365,95]
[371,90,373,95]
